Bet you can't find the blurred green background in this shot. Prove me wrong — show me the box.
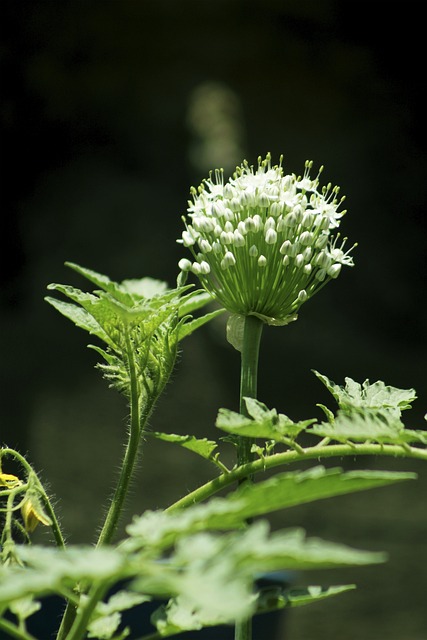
[1,1,426,638]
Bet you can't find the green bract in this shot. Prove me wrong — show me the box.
[178,154,355,325]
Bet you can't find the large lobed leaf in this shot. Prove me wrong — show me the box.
[314,371,417,415]
[126,466,415,549]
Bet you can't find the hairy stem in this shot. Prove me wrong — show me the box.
[96,330,142,547]
[57,331,148,640]
[167,442,427,512]
[235,315,263,640]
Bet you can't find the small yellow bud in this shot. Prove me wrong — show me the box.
[21,496,52,533]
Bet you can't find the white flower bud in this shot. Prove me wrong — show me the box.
[270,201,283,217]
[315,233,329,249]
[237,221,247,235]
[252,215,263,231]
[224,183,234,198]
[199,261,211,274]
[279,240,292,255]
[249,245,258,257]
[220,231,234,245]
[293,205,304,223]
[295,253,305,268]
[276,216,286,232]
[178,258,192,271]
[245,217,256,233]
[199,239,212,253]
[327,263,342,278]
[282,255,290,266]
[221,251,236,270]
[182,230,196,246]
[224,221,234,233]
[199,216,215,233]
[303,264,312,275]
[299,231,314,246]
[302,211,314,228]
[258,192,270,207]
[265,228,278,245]
[303,247,312,262]
[233,231,246,247]
[229,197,241,212]
[315,251,332,269]
[239,191,251,207]
[192,262,201,275]
[212,241,222,253]
[264,216,276,230]
[212,201,226,217]
[298,289,308,302]
[258,255,267,268]
[283,212,297,227]
[315,268,327,281]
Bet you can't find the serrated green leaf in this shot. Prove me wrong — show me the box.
[309,409,427,445]
[219,466,416,526]
[216,403,316,442]
[313,371,417,414]
[150,432,218,461]
[178,290,216,317]
[127,466,415,549]
[178,308,225,341]
[45,297,110,343]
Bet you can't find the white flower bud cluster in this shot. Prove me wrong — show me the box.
[178,154,355,324]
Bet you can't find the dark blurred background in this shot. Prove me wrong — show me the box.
[1,1,426,638]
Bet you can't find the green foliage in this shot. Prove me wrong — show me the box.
[1,260,425,640]
[45,263,220,420]
[313,370,417,415]
[217,397,315,443]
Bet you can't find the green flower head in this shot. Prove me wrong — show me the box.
[178,154,355,325]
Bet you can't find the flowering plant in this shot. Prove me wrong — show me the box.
[0,156,425,640]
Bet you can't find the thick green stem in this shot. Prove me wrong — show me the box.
[235,315,263,640]
[237,315,263,468]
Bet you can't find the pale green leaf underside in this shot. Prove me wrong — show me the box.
[150,432,218,460]
[127,466,415,548]
[216,398,315,441]
[309,410,427,445]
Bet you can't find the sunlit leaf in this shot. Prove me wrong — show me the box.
[150,432,218,461]
[217,401,320,442]
[126,466,415,549]
[313,371,417,414]
[309,409,427,445]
